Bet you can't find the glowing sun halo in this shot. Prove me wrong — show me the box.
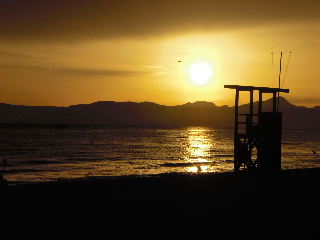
[189,63,213,85]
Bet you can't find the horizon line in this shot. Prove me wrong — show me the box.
[1,96,318,109]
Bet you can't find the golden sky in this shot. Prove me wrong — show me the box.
[0,0,320,107]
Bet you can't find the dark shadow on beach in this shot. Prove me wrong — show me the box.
[1,168,320,239]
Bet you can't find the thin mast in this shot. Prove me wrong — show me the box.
[281,51,292,88]
[277,51,283,111]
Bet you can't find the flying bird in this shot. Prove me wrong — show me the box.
[312,150,317,155]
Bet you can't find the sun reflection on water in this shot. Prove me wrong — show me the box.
[185,127,214,173]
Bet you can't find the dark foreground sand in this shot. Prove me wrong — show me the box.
[1,169,320,239]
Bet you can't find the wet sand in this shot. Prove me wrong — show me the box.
[1,168,320,239]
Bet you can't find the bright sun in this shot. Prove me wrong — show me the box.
[189,63,213,85]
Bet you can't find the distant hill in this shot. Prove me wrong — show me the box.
[0,97,319,129]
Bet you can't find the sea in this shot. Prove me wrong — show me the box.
[0,124,319,183]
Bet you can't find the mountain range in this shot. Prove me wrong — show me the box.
[0,97,319,129]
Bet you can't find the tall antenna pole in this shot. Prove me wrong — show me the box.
[277,51,283,111]
[281,51,292,88]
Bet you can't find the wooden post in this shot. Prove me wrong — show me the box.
[249,90,254,132]
[234,89,239,172]
[273,92,277,113]
[258,91,262,121]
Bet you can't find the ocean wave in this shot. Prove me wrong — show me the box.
[160,162,219,167]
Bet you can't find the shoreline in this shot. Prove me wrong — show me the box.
[2,166,320,185]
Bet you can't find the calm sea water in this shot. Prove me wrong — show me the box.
[0,125,319,183]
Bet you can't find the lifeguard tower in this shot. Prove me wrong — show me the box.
[224,85,289,173]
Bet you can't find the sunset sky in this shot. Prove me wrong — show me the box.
[1,0,320,107]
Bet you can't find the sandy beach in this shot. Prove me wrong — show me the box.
[1,168,320,239]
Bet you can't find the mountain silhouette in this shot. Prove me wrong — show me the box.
[0,97,319,129]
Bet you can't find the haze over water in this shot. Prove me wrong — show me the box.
[1,125,319,183]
